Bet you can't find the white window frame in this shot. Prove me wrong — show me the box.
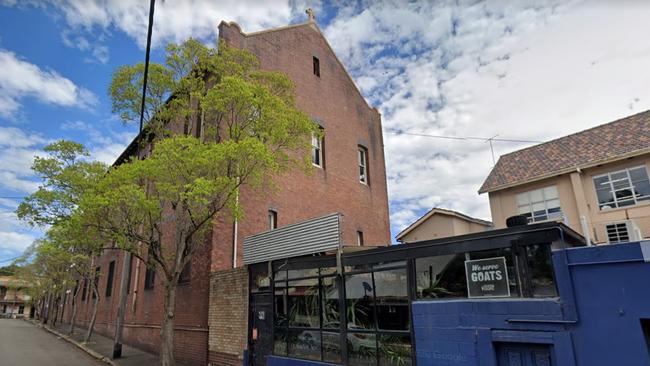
[311,132,323,168]
[358,146,368,184]
[593,165,650,210]
[268,210,277,230]
[516,186,562,223]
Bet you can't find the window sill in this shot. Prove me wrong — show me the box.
[596,200,650,214]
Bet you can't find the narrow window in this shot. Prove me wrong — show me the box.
[92,267,100,299]
[179,261,191,284]
[269,210,278,230]
[105,260,115,297]
[18,305,24,314]
[144,266,155,290]
[126,256,133,294]
[311,132,323,168]
[357,231,364,246]
[313,56,320,77]
[81,279,88,302]
[358,146,368,184]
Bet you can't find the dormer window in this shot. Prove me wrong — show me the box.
[313,56,320,77]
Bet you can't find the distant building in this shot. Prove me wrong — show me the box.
[0,276,33,318]
[480,110,650,244]
[396,207,492,243]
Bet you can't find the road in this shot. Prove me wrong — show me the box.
[0,319,102,366]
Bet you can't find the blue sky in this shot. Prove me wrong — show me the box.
[2,1,650,263]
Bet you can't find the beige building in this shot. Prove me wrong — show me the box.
[0,276,33,318]
[396,207,492,243]
[480,110,650,245]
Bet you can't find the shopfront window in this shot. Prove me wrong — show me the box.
[345,263,412,366]
[273,266,341,364]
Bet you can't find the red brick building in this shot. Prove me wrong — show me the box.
[64,14,390,366]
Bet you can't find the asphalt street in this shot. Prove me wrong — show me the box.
[0,319,102,366]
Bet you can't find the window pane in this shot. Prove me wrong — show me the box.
[529,189,543,202]
[288,329,321,361]
[322,332,342,364]
[543,186,558,199]
[322,276,340,329]
[374,269,409,331]
[596,188,614,206]
[415,253,467,299]
[251,264,270,293]
[593,175,609,187]
[345,273,375,330]
[532,202,545,212]
[347,333,377,366]
[517,204,530,214]
[618,198,635,207]
[470,248,519,298]
[274,283,287,326]
[287,268,319,279]
[274,329,287,356]
[516,193,529,206]
[378,334,412,366]
[546,199,560,210]
[634,181,650,199]
[615,188,634,200]
[630,167,649,182]
[612,178,631,191]
[611,171,627,181]
[526,245,557,297]
[288,279,320,328]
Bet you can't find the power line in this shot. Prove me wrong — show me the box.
[384,130,543,144]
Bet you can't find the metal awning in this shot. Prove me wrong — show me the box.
[243,213,341,265]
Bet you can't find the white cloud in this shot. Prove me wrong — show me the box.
[0,208,39,260]
[324,1,650,235]
[27,0,321,53]
[0,49,97,118]
[0,127,46,193]
[61,120,137,165]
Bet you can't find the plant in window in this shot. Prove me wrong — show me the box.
[417,271,452,298]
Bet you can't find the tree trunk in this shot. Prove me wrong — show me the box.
[69,286,80,335]
[85,285,99,343]
[160,280,177,366]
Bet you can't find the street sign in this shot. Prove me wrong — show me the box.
[464,256,510,298]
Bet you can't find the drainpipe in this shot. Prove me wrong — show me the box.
[580,215,593,246]
[232,178,240,269]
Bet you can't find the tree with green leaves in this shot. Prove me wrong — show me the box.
[16,140,106,339]
[86,39,318,366]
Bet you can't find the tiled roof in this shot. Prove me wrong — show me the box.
[396,207,492,241]
[479,110,650,193]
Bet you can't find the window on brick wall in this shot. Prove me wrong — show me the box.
[358,146,369,184]
[269,209,278,230]
[81,279,88,302]
[105,260,115,297]
[179,261,191,284]
[357,230,364,246]
[311,131,324,168]
[92,266,100,299]
[145,266,155,290]
[313,56,320,77]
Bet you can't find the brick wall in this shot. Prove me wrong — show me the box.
[208,267,248,366]
[214,20,391,272]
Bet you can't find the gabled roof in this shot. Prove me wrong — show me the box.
[479,110,650,193]
[395,207,492,241]
[218,18,378,112]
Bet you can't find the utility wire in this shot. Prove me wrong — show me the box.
[384,130,543,144]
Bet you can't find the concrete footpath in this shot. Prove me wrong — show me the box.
[30,319,164,366]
